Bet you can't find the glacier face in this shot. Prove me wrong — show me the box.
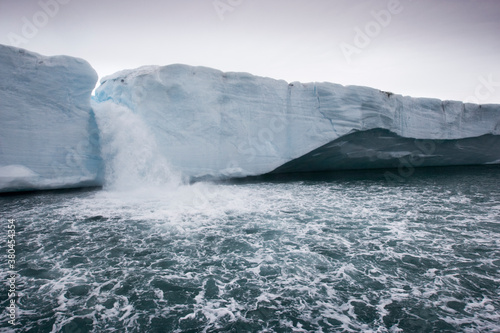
[0,45,103,192]
[2,44,498,193]
[94,64,500,180]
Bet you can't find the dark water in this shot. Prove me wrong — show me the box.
[1,166,500,332]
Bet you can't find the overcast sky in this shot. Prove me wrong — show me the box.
[1,0,499,103]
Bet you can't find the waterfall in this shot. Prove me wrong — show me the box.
[90,100,249,222]
[92,100,183,191]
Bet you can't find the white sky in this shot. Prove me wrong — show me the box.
[1,0,499,103]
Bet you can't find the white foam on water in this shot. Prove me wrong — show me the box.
[3,160,500,331]
[73,100,269,232]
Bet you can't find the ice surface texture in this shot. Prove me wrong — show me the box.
[0,45,103,192]
[94,64,500,179]
[1,44,498,192]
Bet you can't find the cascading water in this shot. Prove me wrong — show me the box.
[89,99,245,225]
[92,100,183,191]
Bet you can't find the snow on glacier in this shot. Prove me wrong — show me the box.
[93,64,500,180]
[0,45,103,192]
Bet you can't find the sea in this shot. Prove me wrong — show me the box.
[1,165,500,332]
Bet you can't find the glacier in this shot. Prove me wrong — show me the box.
[93,64,500,180]
[0,45,103,192]
[1,44,499,193]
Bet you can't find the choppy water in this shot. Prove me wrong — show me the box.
[1,166,500,332]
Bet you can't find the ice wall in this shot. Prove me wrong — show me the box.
[0,45,103,192]
[94,64,500,179]
[1,44,498,192]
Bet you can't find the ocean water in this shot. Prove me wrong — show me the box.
[2,104,500,332]
[1,166,500,333]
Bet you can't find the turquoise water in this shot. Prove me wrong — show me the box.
[1,166,500,332]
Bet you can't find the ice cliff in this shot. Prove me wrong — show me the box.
[1,45,499,193]
[0,45,102,192]
[94,64,500,180]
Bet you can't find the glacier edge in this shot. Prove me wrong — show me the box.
[0,45,103,193]
[93,64,500,180]
[1,42,499,193]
